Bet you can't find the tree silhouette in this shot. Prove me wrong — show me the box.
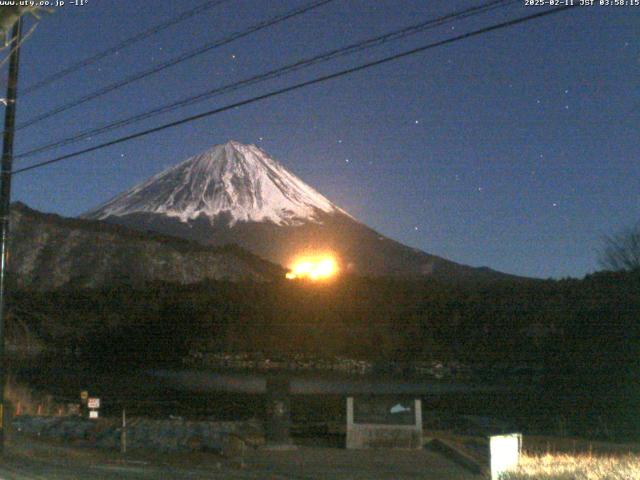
[0,6,49,74]
[599,222,640,272]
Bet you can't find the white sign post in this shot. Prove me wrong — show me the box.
[489,433,522,480]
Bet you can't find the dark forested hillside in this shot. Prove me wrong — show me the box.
[9,270,640,439]
[10,270,639,369]
[8,202,284,290]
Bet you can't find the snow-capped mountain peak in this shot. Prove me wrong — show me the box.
[84,141,349,226]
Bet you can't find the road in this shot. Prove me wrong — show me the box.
[0,436,477,479]
[152,369,510,394]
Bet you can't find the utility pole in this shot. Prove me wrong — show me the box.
[0,16,23,454]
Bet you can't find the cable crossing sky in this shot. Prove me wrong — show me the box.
[15,0,518,161]
[16,0,338,131]
[21,0,231,95]
[12,5,576,176]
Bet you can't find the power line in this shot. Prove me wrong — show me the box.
[13,6,576,176]
[22,0,231,95]
[16,0,517,161]
[16,0,338,130]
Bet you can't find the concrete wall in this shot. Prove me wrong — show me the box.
[346,397,422,449]
[12,415,263,453]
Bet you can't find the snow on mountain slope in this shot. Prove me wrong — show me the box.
[84,141,349,226]
[82,140,520,280]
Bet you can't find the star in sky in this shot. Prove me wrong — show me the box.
[14,0,636,279]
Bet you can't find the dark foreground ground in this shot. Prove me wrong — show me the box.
[0,435,477,480]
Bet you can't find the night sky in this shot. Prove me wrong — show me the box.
[7,0,639,279]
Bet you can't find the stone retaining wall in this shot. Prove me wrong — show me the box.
[12,415,263,453]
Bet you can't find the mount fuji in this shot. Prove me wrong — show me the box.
[84,141,512,280]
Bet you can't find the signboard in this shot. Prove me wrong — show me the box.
[80,391,88,404]
[87,398,100,409]
[89,410,99,419]
[489,433,522,480]
[346,397,423,449]
[353,397,416,425]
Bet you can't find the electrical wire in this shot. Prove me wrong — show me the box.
[16,0,517,160]
[21,0,231,95]
[0,20,39,71]
[13,6,576,176]
[16,0,338,130]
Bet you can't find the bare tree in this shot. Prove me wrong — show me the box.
[0,6,51,51]
[0,6,47,44]
[599,222,640,272]
[0,6,50,93]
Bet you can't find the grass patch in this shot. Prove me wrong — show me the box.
[502,453,640,479]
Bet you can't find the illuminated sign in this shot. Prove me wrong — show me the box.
[489,433,522,480]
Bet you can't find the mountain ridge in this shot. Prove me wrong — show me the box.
[84,140,522,281]
[84,141,350,226]
[8,201,284,290]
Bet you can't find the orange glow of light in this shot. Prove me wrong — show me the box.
[286,255,338,281]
